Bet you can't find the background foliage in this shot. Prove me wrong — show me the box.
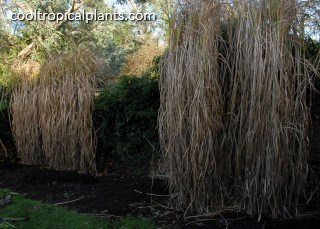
[94,69,160,174]
[0,99,14,158]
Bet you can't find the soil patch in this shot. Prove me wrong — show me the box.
[1,160,320,228]
[0,160,169,217]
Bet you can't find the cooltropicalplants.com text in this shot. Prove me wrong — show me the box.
[10,9,157,23]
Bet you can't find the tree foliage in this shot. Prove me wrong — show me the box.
[0,0,168,85]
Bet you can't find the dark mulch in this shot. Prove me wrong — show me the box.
[1,160,320,228]
[0,160,168,217]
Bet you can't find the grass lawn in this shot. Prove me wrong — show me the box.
[0,189,155,229]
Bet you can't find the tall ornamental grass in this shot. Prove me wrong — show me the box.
[159,0,318,218]
[11,50,99,174]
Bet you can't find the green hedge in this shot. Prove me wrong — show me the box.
[94,74,160,174]
[0,99,15,157]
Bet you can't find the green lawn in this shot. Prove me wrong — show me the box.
[0,189,155,229]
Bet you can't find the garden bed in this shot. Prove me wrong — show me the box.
[0,160,167,218]
[1,160,320,229]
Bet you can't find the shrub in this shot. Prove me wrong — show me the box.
[0,99,14,158]
[94,74,160,175]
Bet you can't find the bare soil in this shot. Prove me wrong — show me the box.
[1,160,320,228]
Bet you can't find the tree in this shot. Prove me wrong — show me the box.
[0,0,171,82]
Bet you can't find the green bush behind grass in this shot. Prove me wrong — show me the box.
[0,99,15,157]
[94,73,160,174]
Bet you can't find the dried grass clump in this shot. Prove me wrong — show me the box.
[10,79,43,164]
[11,50,99,174]
[121,38,165,76]
[11,59,41,80]
[159,0,318,219]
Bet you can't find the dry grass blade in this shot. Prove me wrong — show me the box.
[10,50,99,174]
[159,0,319,219]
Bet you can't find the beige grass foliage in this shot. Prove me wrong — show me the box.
[121,38,164,76]
[11,50,99,174]
[159,0,318,219]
